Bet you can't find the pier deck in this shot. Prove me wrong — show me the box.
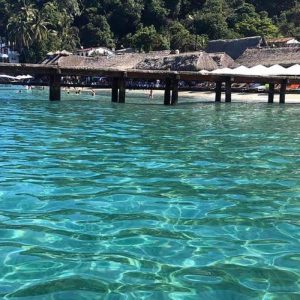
[0,63,299,104]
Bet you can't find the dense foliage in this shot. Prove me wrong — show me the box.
[0,0,299,62]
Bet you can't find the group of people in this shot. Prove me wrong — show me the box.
[63,87,96,96]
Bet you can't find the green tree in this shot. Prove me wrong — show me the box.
[31,10,49,42]
[129,25,169,52]
[57,0,81,16]
[6,1,80,62]
[193,0,237,39]
[142,0,169,29]
[278,3,300,38]
[234,4,279,37]
[1,0,299,62]
[168,21,207,51]
[7,3,38,51]
[108,0,144,38]
[247,0,297,16]
[79,9,115,48]
[0,0,10,34]
[164,0,182,18]
[43,1,80,51]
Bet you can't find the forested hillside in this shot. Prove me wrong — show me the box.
[1,0,300,62]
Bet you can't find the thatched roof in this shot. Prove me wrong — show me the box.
[208,52,237,68]
[235,47,300,67]
[266,37,299,45]
[43,51,219,71]
[206,36,263,60]
[42,54,143,69]
[135,52,218,71]
[43,51,172,69]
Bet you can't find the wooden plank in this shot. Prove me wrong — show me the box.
[268,83,275,103]
[49,74,61,101]
[215,81,222,102]
[1,63,300,84]
[127,71,171,80]
[61,68,125,78]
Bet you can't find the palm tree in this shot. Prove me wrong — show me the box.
[7,3,50,52]
[7,4,37,51]
[31,10,49,42]
[57,13,80,51]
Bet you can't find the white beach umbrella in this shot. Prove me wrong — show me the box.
[267,64,300,76]
[249,65,269,76]
[16,75,33,80]
[199,70,209,75]
[230,66,251,76]
[0,74,16,79]
[211,68,234,74]
[285,64,300,75]
[266,64,287,75]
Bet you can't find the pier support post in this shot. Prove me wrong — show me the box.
[112,75,126,103]
[49,74,61,101]
[171,78,179,105]
[225,79,232,103]
[112,77,119,103]
[215,81,222,102]
[164,78,171,105]
[268,83,275,103]
[119,77,126,103]
[279,80,287,104]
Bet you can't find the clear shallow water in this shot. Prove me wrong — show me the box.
[0,87,300,299]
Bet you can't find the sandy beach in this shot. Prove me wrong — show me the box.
[178,90,300,104]
[78,88,300,104]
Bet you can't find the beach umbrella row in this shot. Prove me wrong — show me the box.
[0,74,33,80]
[209,64,300,76]
[15,75,34,80]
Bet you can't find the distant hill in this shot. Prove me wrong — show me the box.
[0,0,299,63]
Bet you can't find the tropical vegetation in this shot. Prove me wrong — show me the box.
[0,0,299,62]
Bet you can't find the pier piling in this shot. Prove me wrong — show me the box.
[112,77,119,103]
[49,74,61,101]
[225,79,232,103]
[280,80,287,104]
[164,78,171,105]
[215,81,222,102]
[171,78,179,105]
[111,75,126,103]
[268,83,275,103]
[118,77,126,103]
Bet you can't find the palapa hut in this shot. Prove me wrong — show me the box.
[235,47,300,67]
[43,51,219,71]
[208,52,237,68]
[206,36,263,60]
[266,37,300,47]
[135,52,218,71]
[43,53,147,70]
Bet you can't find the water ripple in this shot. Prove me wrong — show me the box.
[0,94,300,298]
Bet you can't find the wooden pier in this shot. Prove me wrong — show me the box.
[0,63,299,104]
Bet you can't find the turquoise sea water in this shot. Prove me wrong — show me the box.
[0,87,300,299]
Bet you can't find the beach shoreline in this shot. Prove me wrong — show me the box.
[76,87,300,104]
